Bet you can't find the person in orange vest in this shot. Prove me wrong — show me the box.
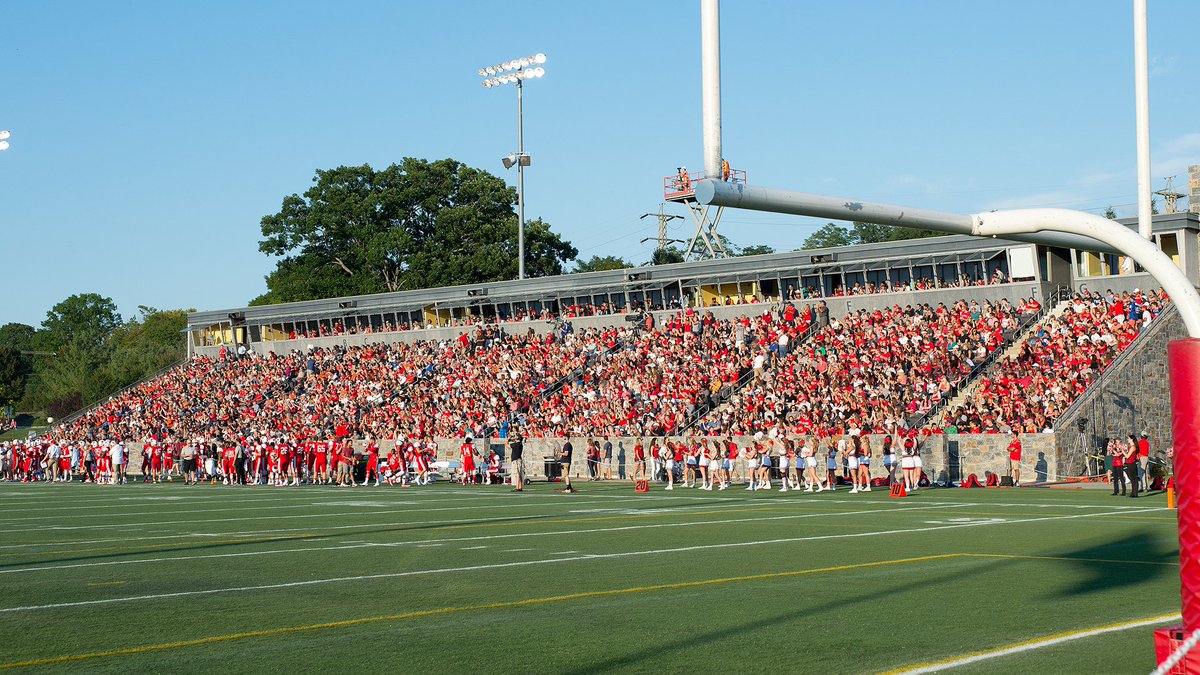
[678,166,690,191]
[721,159,731,181]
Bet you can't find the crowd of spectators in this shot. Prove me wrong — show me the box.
[690,297,1030,438]
[943,288,1168,433]
[38,282,1166,459]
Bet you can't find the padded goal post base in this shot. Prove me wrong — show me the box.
[1154,625,1200,674]
[1169,339,1200,635]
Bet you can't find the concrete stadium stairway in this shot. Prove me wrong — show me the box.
[925,288,1076,428]
[675,318,820,434]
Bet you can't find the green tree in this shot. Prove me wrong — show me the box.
[650,245,685,266]
[40,293,122,352]
[802,222,855,249]
[26,294,121,413]
[1104,206,1117,220]
[0,346,25,408]
[573,255,633,273]
[255,159,577,305]
[850,221,941,244]
[0,324,36,410]
[105,307,189,388]
[738,244,776,256]
[0,323,36,352]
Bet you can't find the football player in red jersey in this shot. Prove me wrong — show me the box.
[164,441,177,481]
[362,437,381,486]
[459,436,477,485]
[221,443,237,484]
[384,447,402,486]
[313,439,329,485]
[415,438,433,485]
[149,441,163,483]
[485,447,502,484]
[268,442,283,486]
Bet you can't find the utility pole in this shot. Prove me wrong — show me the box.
[639,205,684,250]
[1155,176,1186,215]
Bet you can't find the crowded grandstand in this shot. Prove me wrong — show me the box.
[4,217,1186,494]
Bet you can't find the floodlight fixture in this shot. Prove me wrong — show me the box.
[0,130,10,140]
[476,53,548,280]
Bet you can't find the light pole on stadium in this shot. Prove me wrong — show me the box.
[479,53,546,280]
[0,130,10,151]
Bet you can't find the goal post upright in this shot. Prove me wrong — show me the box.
[687,0,1200,661]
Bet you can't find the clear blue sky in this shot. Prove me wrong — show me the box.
[2,0,1197,327]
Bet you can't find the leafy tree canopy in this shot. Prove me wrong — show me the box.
[650,245,685,266]
[573,255,633,273]
[40,294,122,352]
[254,159,577,305]
[0,323,36,352]
[801,221,941,250]
[0,346,25,409]
[737,244,776,256]
[801,223,856,249]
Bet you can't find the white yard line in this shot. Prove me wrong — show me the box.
[0,491,582,521]
[886,613,1182,673]
[0,504,966,575]
[0,506,1155,611]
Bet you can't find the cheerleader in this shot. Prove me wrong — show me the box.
[660,441,675,490]
[882,434,897,485]
[856,436,872,492]
[900,447,914,489]
[745,443,759,490]
[683,440,698,488]
[716,440,731,490]
[825,440,838,491]
[757,442,772,491]
[698,440,711,490]
[777,440,791,492]
[799,438,816,492]
[845,437,861,493]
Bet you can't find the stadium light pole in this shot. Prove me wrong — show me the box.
[0,130,11,151]
[479,54,547,280]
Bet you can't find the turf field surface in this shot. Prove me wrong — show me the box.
[0,481,1180,673]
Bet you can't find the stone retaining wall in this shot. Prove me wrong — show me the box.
[124,433,1054,483]
[1054,305,1184,475]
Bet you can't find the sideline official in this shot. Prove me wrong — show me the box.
[507,430,524,492]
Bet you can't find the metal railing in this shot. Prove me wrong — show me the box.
[664,168,747,200]
[909,285,1074,429]
[673,318,821,435]
[1052,301,1178,430]
[50,355,189,429]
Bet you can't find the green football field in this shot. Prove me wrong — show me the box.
[0,480,1181,673]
